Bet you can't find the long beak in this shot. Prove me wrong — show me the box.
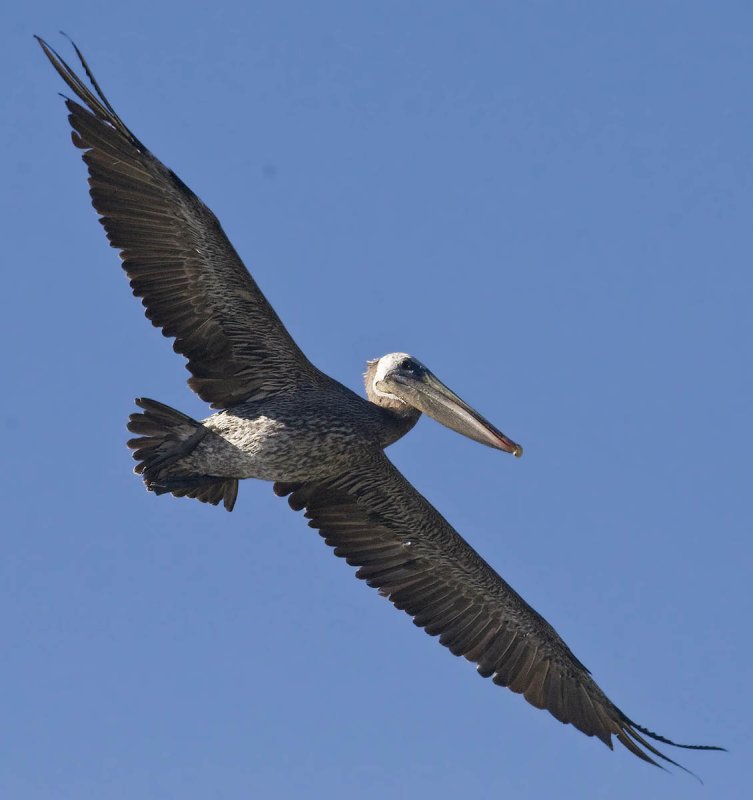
[390,371,523,456]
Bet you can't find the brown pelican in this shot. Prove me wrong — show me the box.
[37,36,721,771]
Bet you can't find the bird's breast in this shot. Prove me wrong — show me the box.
[200,395,380,482]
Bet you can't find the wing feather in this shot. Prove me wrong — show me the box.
[274,455,722,769]
[38,36,323,408]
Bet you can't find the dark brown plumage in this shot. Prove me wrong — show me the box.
[37,36,324,409]
[273,455,717,771]
[37,35,722,772]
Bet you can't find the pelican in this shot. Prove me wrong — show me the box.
[37,36,721,771]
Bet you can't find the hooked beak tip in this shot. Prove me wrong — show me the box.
[494,433,523,457]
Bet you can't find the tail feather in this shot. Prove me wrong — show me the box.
[127,397,239,511]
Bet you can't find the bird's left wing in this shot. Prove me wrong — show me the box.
[37,36,325,408]
[274,454,720,769]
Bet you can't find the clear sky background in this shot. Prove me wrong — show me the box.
[2,2,750,798]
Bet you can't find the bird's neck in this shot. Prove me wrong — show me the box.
[374,404,421,448]
[363,359,420,445]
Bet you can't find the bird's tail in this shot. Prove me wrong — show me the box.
[127,397,238,511]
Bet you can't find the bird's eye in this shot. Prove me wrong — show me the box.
[400,359,418,373]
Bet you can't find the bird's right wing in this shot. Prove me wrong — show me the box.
[274,453,722,770]
[38,36,325,408]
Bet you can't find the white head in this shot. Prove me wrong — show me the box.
[365,352,424,403]
[362,352,523,455]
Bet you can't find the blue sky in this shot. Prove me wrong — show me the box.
[2,2,750,798]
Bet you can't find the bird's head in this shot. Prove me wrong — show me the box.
[364,352,522,456]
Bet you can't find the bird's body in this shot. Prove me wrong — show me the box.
[175,383,416,483]
[37,35,721,772]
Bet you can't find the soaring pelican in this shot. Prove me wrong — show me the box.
[37,36,721,770]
